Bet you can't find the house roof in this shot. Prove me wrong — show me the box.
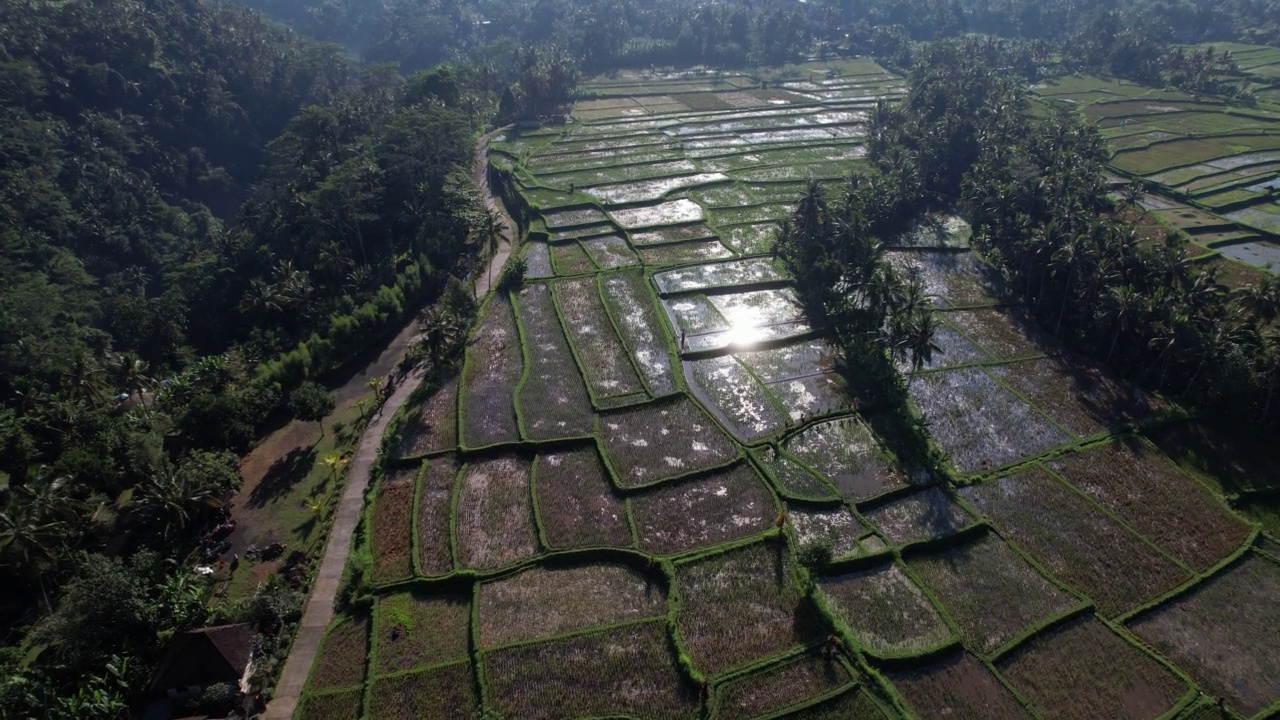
[151,623,255,693]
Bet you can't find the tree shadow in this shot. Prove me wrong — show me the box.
[248,446,318,509]
[1144,419,1279,499]
[293,513,319,541]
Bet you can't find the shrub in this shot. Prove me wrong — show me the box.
[497,257,528,293]
[797,539,835,568]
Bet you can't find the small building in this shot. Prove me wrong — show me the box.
[150,623,256,702]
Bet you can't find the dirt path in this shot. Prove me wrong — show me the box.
[263,133,516,720]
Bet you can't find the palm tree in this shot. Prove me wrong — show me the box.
[239,277,285,318]
[130,465,221,540]
[1261,329,1280,421]
[1049,233,1089,336]
[114,352,153,410]
[61,353,107,406]
[906,306,943,384]
[0,471,81,612]
[1233,276,1280,324]
[322,453,346,484]
[1147,315,1183,391]
[420,305,464,371]
[1100,284,1142,365]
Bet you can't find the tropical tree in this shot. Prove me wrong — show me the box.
[481,208,505,288]
[129,466,220,539]
[113,353,154,409]
[906,305,943,383]
[0,472,81,611]
[289,381,337,438]
[1099,284,1143,365]
[420,305,466,371]
[1261,329,1280,421]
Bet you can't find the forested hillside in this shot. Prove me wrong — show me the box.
[0,0,495,714]
[237,0,1280,74]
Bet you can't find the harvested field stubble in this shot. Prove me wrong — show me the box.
[598,394,738,487]
[991,357,1161,438]
[734,339,839,383]
[484,621,699,720]
[370,470,415,584]
[896,323,993,372]
[674,541,825,677]
[297,690,362,720]
[885,250,996,307]
[367,661,476,720]
[632,462,777,555]
[550,241,597,275]
[997,616,1186,720]
[533,447,632,549]
[454,455,539,571]
[686,355,788,442]
[764,372,855,423]
[721,223,780,255]
[477,563,666,647]
[630,223,718,245]
[514,284,594,439]
[946,307,1054,361]
[394,380,457,458]
[788,503,862,559]
[579,233,640,268]
[308,616,369,691]
[522,241,553,278]
[554,276,646,398]
[544,207,609,228]
[781,687,893,719]
[653,257,787,294]
[415,456,456,576]
[817,560,953,656]
[609,198,706,229]
[374,592,470,674]
[889,652,1033,720]
[638,238,736,265]
[906,532,1078,654]
[716,652,853,719]
[960,467,1189,617]
[1047,442,1250,572]
[459,296,522,448]
[1128,554,1280,717]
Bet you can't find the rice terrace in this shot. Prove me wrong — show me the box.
[12,0,1280,716]
[290,58,1280,720]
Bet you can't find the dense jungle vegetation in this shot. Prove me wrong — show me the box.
[240,0,1280,75]
[0,0,569,714]
[2,0,1279,716]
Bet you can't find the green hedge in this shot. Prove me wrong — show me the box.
[256,258,435,391]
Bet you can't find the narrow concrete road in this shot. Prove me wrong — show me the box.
[263,132,517,720]
[471,127,517,298]
[261,364,422,720]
